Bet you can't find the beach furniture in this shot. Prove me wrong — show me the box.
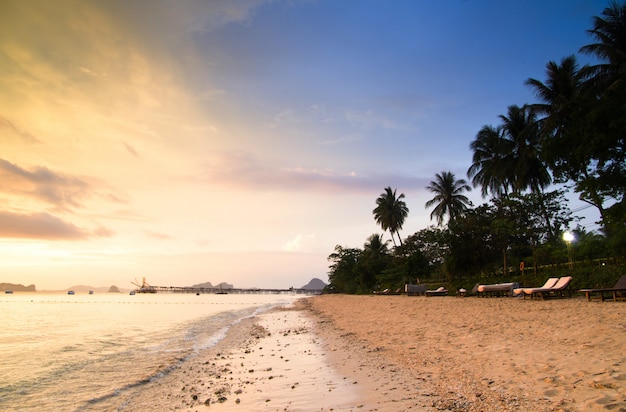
[405,284,427,296]
[579,275,626,302]
[518,276,573,300]
[513,277,558,298]
[425,286,448,297]
[476,282,519,297]
[373,288,402,295]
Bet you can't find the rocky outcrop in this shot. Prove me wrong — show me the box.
[300,278,327,290]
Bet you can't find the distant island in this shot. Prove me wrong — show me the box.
[1,282,36,292]
[74,285,127,293]
[2,282,127,293]
[190,278,327,291]
[190,281,234,289]
[2,278,328,294]
[300,278,327,290]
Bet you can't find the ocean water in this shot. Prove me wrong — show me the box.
[0,292,299,411]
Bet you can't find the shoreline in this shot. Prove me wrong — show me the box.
[118,299,366,411]
[119,295,625,411]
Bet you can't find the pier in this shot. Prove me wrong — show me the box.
[132,285,322,295]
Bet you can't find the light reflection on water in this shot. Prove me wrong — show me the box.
[0,292,297,411]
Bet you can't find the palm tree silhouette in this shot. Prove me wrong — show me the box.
[580,1,626,91]
[498,105,551,194]
[468,105,551,197]
[425,171,472,226]
[373,187,409,247]
[467,124,513,198]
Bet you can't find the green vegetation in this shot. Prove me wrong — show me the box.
[326,2,625,294]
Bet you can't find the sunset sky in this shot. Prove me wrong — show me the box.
[0,0,608,290]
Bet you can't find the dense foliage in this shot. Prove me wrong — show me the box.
[327,2,625,294]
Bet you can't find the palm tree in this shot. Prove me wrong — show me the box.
[580,1,626,91]
[361,233,391,292]
[373,187,409,247]
[525,56,601,233]
[467,125,514,198]
[425,171,472,226]
[525,55,586,138]
[498,105,552,194]
[576,1,626,225]
[468,105,551,198]
[363,233,389,255]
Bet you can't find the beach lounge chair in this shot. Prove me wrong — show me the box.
[579,275,626,302]
[513,277,558,298]
[425,286,448,297]
[405,284,427,296]
[521,276,573,300]
[476,282,519,297]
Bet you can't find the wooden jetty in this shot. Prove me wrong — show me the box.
[132,285,321,295]
[130,278,323,295]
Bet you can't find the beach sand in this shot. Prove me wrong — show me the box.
[121,295,625,411]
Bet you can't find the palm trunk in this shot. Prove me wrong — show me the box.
[389,231,397,247]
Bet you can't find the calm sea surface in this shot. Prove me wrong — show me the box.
[0,292,299,411]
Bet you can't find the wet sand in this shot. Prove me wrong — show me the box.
[121,295,625,411]
[120,301,366,411]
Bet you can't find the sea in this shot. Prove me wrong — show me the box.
[0,291,300,411]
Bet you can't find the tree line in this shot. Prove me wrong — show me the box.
[327,2,625,294]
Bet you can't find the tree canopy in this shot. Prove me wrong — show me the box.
[326,2,625,295]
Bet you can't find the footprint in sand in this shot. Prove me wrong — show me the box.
[544,389,559,397]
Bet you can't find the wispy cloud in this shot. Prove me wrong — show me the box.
[345,109,413,132]
[270,103,336,127]
[123,141,139,157]
[282,233,320,253]
[0,159,91,210]
[144,230,175,240]
[0,159,123,240]
[0,115,40,143]
[199,151,432,193]
[0,211,87,240]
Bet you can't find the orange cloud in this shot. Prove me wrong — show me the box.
[0,211,87,240]
[0,158,90,210]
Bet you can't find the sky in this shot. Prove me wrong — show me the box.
[0,0,610,290]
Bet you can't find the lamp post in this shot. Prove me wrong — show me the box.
[563,231,574,270]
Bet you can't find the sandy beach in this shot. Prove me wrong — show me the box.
[122,295,625,411]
